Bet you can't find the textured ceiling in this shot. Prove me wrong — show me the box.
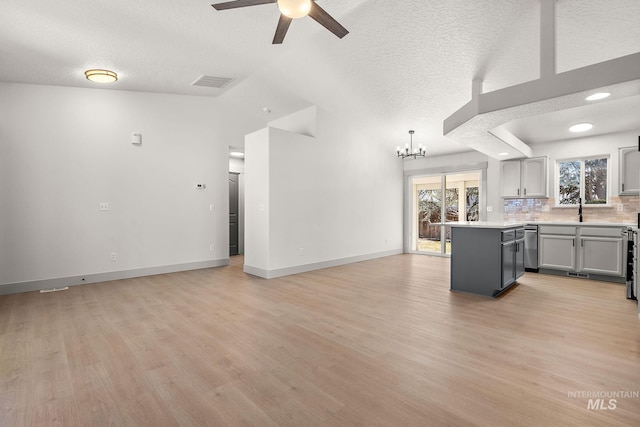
[1,0,639,157]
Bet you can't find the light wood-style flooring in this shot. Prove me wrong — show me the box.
[1,254,639,426]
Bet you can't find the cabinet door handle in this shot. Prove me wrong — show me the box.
[572,238,575,247]
[517,188,520,196]
[581,239,584,247]
[622,183,625,192]
[524,188,527,195]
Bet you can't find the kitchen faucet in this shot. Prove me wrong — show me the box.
[578,197,583,222]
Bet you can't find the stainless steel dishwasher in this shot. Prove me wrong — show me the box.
[524,225,538,272]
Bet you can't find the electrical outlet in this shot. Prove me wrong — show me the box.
[110,252,117,261]
[486,206,493,212]
[99,202,110,211]
[209,244,214,252]
[617,204,624,212]
[209,203,215,211]
[542,205,550,212]
[299,248,304,256]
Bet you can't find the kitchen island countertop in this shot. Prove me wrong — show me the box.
[435,221,526,229]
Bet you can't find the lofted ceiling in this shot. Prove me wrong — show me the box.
[1,0,639,157]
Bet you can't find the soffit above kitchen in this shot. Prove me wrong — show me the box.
[0,0,638,158]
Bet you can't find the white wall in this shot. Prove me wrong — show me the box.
[244,106,404,278]
[244,128,270,271]
[0,82,263,291]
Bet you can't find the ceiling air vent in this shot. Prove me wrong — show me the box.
[191,75,233,89]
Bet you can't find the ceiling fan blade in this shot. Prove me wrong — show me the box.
[308,2,348,39]
[272,14,292,44]
[212,0,276,11]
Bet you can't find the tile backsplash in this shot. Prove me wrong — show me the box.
[503,196,640,224]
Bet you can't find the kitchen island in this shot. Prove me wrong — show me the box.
[448,222,526,297]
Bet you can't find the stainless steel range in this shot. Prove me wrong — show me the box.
[627,227,638,300]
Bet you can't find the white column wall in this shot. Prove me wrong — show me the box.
[243,107,403,278]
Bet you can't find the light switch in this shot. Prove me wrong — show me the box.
[99,202,109,211]
[131,133,142,145]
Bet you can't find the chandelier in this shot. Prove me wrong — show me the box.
[397,130,425,159]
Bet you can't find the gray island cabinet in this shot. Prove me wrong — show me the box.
[449,222,526,297]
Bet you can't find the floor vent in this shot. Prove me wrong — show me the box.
[567,272,589,279]
[40,287,69,293]
[191,75,233,89]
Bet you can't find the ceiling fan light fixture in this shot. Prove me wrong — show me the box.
[84,69,118,83]
[277,0,311,19]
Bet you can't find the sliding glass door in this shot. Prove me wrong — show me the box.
[412,171,480,255]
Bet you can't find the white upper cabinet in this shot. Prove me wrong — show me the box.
[501,157,548,198]
[619,146,640,195]
[501,160,521,197]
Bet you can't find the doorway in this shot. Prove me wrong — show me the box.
[412,171,480,254]
[229,172,239,256]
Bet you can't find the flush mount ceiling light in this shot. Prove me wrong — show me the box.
[277,0,311,18]
[397,130,425,159]
[497,152,510,156]
[569,122,593,133]
[230,151,245,158]
[585,92,610,101]
[84,69,118,83]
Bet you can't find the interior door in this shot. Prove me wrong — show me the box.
[229,173,239,256]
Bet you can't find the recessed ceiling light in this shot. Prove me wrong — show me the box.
[497,152,509,156]
[230,151,244,158]
[85,69,118,83]
[585,92,610,101]
[569,123,593,133]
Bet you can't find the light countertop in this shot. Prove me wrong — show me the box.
[436,221,526,229]
[434,221,635,229]
[530,221,635,228]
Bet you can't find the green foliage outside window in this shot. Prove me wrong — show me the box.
[558,157,607,205]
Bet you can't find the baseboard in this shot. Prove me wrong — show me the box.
[0,258,230,296]
[243,249,403,279]
[537,268,626,284]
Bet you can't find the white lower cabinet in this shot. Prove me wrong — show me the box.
[579,236,625,276]
[538,225,626,277]
[539,234,576,271]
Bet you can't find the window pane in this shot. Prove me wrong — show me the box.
[445,188,459,222]
[417,188,442,253]
[584,158,607,204]
[558,160,581,205]
[466,186,479,221]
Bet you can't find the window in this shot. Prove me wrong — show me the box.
[557,157,608,205]
[413,172,481,254]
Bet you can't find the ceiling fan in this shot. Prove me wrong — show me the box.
[211,0,349,44]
